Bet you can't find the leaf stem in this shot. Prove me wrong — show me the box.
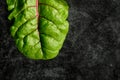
[36,0,39,17]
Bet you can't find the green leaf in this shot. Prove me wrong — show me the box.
[7,0,69,60]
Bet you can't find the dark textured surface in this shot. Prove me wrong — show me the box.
[0,0,120,80]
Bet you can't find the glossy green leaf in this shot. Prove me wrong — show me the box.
[7,0,69,60]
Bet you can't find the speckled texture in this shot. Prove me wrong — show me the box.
[0,0,120,80]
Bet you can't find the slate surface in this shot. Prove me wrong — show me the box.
[0,0,120,80]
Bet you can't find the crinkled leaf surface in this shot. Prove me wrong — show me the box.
[7,0,69,60]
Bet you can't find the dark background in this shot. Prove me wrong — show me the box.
[0,0,120,80]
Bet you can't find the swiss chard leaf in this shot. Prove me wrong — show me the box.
[7,0,69,60]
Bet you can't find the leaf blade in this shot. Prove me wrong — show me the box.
[7,0,69,60]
